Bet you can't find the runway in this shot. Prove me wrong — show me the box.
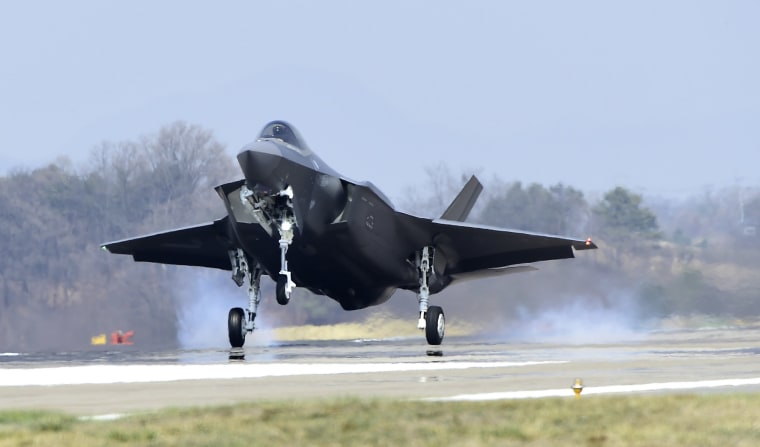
[2,325,760,416]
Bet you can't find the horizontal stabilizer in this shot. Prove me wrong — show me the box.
[440,175,483,222]
[451,265,538,282]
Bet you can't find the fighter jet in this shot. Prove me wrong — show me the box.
[102,121,597,347]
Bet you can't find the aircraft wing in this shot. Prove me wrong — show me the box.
[426,219,596,275]
[101,218,234,270]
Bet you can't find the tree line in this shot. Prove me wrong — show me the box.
[0,122,235,351]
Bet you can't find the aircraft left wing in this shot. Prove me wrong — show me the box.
[101,218,234,270]
[422,218,596,275]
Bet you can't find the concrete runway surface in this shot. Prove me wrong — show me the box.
[2,325,760,416]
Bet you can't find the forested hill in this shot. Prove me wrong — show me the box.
[2,123,759,351]
[0,122,236,351]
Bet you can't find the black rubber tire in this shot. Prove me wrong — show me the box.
[425,306,445,345]
[276,275,290,305]
[228,307,246,348]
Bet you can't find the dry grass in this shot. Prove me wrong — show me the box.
[2,394,760,446]
[269,313,475,341]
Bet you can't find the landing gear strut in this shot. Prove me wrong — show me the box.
[238,183,298,307]
[416,246,445,345]
[227,184,300,348]
[276,190,296,305]
[227,248,262,348]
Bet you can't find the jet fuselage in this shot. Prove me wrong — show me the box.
[219,134,417,310]
[101,120,597,348]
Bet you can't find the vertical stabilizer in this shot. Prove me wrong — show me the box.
[440,175,483,222]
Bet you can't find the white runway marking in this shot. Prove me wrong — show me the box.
[428,377,760,401]
[0,361,563,387]
[79,413,127,421]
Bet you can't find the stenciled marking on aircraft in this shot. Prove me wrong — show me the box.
[426,377,760,401]
[0,360,565,387]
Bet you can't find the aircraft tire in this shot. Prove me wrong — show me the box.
[228,307,246,348]
[276,276,290,305]
[425,306,445,345]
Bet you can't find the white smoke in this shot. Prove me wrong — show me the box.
[176,271,275,349]
[497,291,649,344]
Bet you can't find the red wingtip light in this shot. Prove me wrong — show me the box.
[585,238,592,246]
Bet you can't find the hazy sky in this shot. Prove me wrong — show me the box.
[1,1,758,200]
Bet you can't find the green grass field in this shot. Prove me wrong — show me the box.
[2,394,759,446]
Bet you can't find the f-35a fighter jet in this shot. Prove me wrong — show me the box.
[102,121,597,347]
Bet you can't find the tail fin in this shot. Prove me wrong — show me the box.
[440,175,483,222]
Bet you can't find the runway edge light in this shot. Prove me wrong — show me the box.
[91,334,106,345]
[572,378,584,399]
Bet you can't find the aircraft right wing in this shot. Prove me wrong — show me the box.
[101,217,234,270]
[418,218,596,276]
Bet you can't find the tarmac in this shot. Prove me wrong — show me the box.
[2,325,760,416]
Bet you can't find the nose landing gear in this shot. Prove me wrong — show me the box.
[276,211,296,305]
[425,305,445,345]
[226,185,300,348]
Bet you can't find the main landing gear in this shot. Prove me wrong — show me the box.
[416,246,445,345]
[227,248,262,348]
[226,238,293,348]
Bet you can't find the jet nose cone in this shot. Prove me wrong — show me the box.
[237,141,284,190]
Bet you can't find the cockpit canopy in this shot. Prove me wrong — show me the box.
[258,121,310,152]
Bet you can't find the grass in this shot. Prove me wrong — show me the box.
[270,313,475,341]
[1,394,759,446]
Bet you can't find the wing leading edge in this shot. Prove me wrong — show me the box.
[101,218,234,270]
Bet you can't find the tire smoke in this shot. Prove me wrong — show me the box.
[497,291,648,344]
[176,271,275,349]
